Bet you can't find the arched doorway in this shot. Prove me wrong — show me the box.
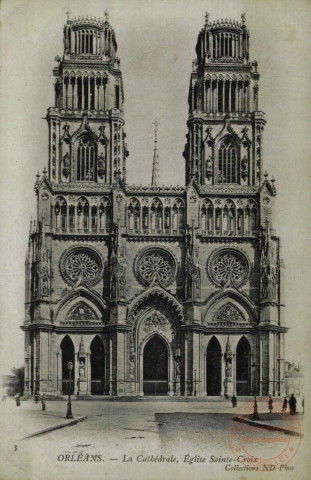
[206,337,221,395]
[236,337,251,395]
[61,335,75,395]
[90,336,105,395]
[143,336,168,395]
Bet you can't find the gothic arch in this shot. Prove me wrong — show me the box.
[236,336,251,395]
[90,335,105,395]
[127,286,183,325]
[55,287,106,323]
[60,335,75,394]
[206,336,222,395]
[203,288,257,325]
[141,332,171,396]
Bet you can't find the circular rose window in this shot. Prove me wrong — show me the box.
[207,248,249,287]
[135,247,177,287]
[60,247,103,286]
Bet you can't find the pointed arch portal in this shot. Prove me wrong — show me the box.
[206,337,221,395]
[143,336,168,395]
[236,337,251,395]
[60,335,75,395]
[90,336,105,395]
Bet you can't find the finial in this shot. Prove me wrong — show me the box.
[36,171,40,179]
[271,176,275,183]
[241,12,246,25]
[43,167,47,178]
[104,9,109,22]
[66,10,70,21]
[264,171,269,179]
[151,118,160,186]
[205,12,209,25]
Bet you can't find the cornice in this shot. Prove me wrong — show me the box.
[103,324,132,332]
[256,324,289,333]
[51,182,112,194]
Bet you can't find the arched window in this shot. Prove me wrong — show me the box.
[223,200,235,234]
[150,198,163,232]
[128,198,140,232]
[218,137,238,183]
[201,200,213,233]
[142,206,149,233]
[54,197,67,231]
[77,197,89,232]
[99,197,111,232]
[69,205,75,231]
[173,198,184,232]
[164,206,170,233]
[245,201,257,234]
[91,205,97,231]
[76,136,96,181]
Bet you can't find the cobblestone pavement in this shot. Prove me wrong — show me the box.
[0,398,308,480]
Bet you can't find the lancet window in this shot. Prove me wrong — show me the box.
[59,74,108,112]
[54,197,67,231]
[76,136,96,181]
[204,77,249,115]
[128,198,140,232]
[218,137,238,184]
[77,197,89,232]
[127,198,185,235]
[199,198,258,236]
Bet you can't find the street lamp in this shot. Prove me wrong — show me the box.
[66,361,73,419]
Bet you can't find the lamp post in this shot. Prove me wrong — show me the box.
[66,361,73,419]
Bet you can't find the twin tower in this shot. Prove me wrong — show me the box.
[22,13,287,398]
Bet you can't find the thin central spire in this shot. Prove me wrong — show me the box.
[151,118,160,186]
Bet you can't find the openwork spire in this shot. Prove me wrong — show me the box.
[151,118,160,186]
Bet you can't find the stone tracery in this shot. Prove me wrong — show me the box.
[135,247,177,287]
[208,248,249,287]
[60,247,103,286]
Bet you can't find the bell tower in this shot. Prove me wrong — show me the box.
[47,12,128,185]
[184,13,265,187]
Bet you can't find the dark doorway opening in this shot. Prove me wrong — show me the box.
[236,337,251,395]
[90,336,105,395]
[61,335,75,395]
[206,337,221,395]
[143,336,168,395]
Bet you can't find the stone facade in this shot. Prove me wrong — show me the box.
[22,13,287,397]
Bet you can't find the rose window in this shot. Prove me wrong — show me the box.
[135,247,177,287]
[61,247,102,286]
[208,249,249,287]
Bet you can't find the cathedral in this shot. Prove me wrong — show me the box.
[22,12,287,398]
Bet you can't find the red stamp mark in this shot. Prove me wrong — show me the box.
[227,397,301,472]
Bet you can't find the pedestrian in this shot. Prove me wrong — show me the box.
[231,395,237,408]
[2,388,7,402]
[15,393,21,407]
[41,393,46,411]
[268,395,273,413]
[282,397,288,412]
[302,397,304,414]
[289,393,297,415]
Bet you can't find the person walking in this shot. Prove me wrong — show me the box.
[282,397,288,412]
[231,395,237,408]
[289,393,297,415]
[268,395,273,413]
[41,393,46,411]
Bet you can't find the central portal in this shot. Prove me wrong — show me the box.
[143,335,168,395]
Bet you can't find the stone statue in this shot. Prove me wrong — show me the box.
[128,358,135,380]
[79,360,86,378]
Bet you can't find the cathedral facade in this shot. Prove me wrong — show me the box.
[22,13,287,397]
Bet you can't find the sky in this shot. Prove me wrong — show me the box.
[0,0,310,376]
